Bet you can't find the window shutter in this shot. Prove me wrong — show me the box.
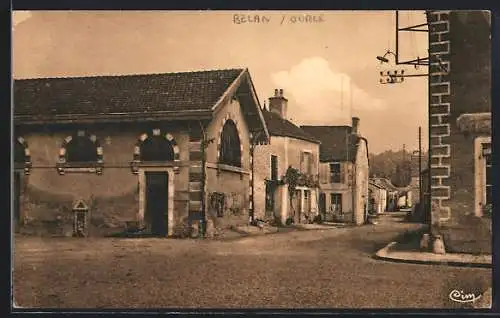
[320,164,328,184]
[300,152,304,173]
[310,153,315,175]
[340,163,345,184]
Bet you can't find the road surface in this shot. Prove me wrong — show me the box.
[13,213,491,309]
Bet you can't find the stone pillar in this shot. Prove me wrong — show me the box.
[188,123,204,233]
[427,10,452,226]
[280,186,288,225]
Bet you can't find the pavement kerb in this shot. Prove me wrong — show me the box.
[374,241,492,268]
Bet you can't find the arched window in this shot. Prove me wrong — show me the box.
[66,136,99,163]
[140,135,175,161]
[219,120,241,167]
[14,139,26,164]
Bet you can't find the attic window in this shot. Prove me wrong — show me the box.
[219,119,242,167]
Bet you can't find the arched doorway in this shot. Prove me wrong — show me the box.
[135,131,178,236]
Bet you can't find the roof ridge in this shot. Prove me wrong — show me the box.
[301,125,351,128]
[14,68,246,81]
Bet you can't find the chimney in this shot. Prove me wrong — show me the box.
[351,117,360,136]
[269,88,288,119]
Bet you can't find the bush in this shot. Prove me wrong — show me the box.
[313,214,323,224]
[269,215,283,227]
[285,217,294,226]
[483,204,492,218]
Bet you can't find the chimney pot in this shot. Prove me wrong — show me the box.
[269,89,288,119]
[351,117,360,135]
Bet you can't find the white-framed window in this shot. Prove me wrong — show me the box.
[474,136,492,216]
[329,162,341,183]
[300,151,313,175]
[330,193,342,213]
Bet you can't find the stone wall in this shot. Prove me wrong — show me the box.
[203,96,253,231]
[252,135,320,220]
[14,123,191,236]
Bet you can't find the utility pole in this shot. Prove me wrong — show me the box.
[418,126,422,205]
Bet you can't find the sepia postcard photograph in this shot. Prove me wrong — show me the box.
[12,10,492,310]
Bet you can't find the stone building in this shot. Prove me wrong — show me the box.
[13,68,269,237]
[371,177,399,212]
[252,89,321,225]
[302,118,370,225]
[426,11,491,252]
[368,179,388,215]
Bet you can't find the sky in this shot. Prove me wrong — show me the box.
[12,10,429,154]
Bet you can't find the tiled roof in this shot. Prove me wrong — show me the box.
[372,178,399,191]
[300,126,359,162]
[14,69,244,119]
[262,109,320,144]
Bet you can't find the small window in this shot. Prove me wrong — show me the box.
[329,163,341,183]
[219,120,241,167]
[271,155,278,180]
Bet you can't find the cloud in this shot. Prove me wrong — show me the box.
[12,11,32,28]
[270,56,387,125]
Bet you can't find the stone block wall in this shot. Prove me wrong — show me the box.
[14,123,192,236]
[427,10,491,227]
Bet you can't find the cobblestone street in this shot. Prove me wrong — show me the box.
[13,214,491,309]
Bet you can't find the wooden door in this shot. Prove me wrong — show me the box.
[145,172,169,236]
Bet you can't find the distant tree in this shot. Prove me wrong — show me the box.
[369,149,428,186]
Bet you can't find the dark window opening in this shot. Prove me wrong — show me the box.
[140,136,175,162]
[329,163,341,183]
[219,120,241,167]
[265,184,275,212]
[271,155,278,180]
[484,143,492,205]
[66,136,98,163]
[330,193,342,212]
[14,140,26,164]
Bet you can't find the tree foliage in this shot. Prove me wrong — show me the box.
[369,149,428,187]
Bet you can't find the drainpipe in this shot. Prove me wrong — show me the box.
[250,131,263,224]
[199,121,208,237]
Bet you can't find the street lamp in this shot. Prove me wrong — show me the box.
[376,50,397,64]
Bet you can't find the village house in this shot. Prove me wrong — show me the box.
[13,68,270,237]
[368,178,388,215]
[371,177,399,212]
[252,89,321,225]
[426,11,491,253]
[301,119,369,225]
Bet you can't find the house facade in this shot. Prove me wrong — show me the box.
[372,177,399,212]
[426,11,491,229]
[253,89,321,225]
[369,179,388,215]
[302,118,370,225]
[13,68,269,237]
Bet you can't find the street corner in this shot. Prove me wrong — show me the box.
[374,240,492,268]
